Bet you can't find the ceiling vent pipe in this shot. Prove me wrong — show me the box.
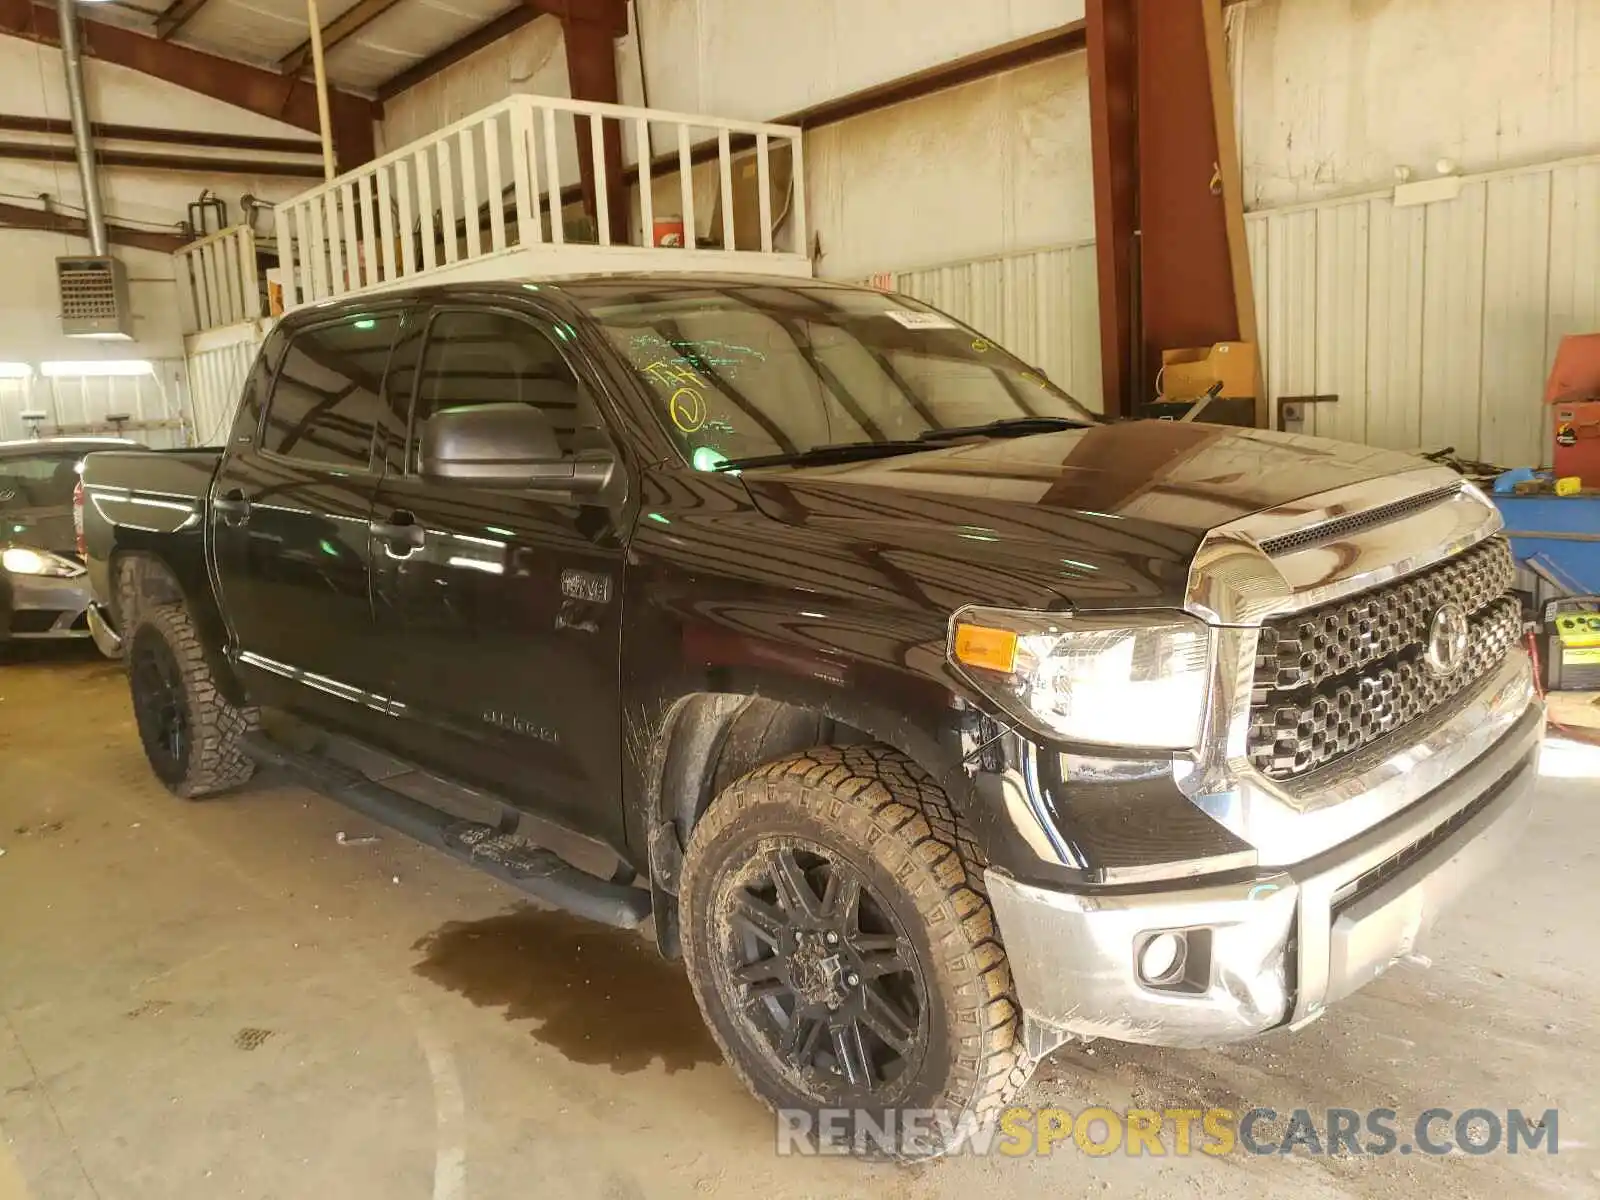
[54,1,131,340]
[57,0,107,256]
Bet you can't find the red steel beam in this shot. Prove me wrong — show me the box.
[562,9,627,245]
[0,1,378,170]
[1087,0,1249,418]
[0,139,324,178]
[1086,0,1138,418]
[0,198,190,253]
[0,112,321,154]
[1134,0,1240,392]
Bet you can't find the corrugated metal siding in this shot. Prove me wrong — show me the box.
[874,240,1104,412]
[0,365,187,447]
[1248,154,1600,467]
[184,326,272,447]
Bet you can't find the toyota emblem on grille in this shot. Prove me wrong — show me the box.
[1424,602,1469,677]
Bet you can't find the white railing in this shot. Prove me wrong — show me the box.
[174,225,263,334]
[272,94,809,311]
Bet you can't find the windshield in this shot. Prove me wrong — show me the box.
[583,284,1098,470]
[0,452,83,509]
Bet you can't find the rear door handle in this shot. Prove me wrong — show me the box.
[371,511,424,552]
[214,488,250,524]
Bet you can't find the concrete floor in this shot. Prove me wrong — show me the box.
[2,644,1597,1200]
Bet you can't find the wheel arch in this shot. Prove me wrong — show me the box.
[641,686,965,956]
[111,550,247,708]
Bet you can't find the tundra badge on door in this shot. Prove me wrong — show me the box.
[560,569,613,604]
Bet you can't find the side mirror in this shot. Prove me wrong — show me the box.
[420,402,613,492]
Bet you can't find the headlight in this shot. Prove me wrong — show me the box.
[2,547,81,577]
[949,606,1212,750]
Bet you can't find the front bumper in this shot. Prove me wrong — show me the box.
[987,686,1544,1049]
[2,572,94,640]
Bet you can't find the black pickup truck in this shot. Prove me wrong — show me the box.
[80,275,1543,1155]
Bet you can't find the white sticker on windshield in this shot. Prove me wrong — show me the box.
[884,310,959,330]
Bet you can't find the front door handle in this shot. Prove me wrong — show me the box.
[214,488,250,525]
[371,511,424,554]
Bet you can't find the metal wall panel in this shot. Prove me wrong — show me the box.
[879,240,1104,412]
[183,330,270,447]
[0,365,187,447]
[1246,154,1600,468]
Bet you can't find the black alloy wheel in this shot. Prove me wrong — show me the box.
[712,840,929,1101]
[129,622,192,785]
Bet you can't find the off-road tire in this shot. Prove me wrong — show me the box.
[679,744,1034,1160]
[126,603,257,798]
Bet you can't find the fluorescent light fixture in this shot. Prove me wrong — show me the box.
[40,360,154,377]
[66,332,135,341]
[0,362,32,378]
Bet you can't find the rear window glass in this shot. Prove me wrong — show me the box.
[0,453,83,508]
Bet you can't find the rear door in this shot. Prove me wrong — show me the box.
[211,307,406,727]
[370,304,632,848]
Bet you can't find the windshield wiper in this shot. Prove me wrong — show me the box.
[917,416,1093,442]
[715,440,930,472]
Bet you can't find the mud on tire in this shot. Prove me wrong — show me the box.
[126,603,257,798]
[679,744,1034,1160]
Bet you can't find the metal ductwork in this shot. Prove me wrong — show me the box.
[55,0,132,340]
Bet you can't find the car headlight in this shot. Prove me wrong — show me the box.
[2,547,82,578]
[949,606,1212,750]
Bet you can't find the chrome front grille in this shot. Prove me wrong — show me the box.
[1247,538,1519,779]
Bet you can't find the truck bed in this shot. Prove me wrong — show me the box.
[79,447,221,625]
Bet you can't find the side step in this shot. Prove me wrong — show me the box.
[242,732,652,929]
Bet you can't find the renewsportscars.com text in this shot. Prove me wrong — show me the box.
[774,1105,1560,1159]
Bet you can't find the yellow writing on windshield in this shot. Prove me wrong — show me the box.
[669,388,707,433]
[641,359,702,389]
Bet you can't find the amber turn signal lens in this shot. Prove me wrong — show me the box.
[953,623,1018,673]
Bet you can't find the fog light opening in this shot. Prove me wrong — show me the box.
[1138,931,1188,986]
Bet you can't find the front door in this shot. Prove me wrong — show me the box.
[370,306,631,849]
[211,308,405,730]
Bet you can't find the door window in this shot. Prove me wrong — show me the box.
[409,310,587,472]
[261,313,401,470]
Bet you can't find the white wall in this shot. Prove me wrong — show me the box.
[1231,0,1600,466]
[1232,0,1600,210]
[619,0,1083,120]
[806,54,1092,280]
[0,231,184,361]
[377,3,1092,281]
[0,33,313,367]
[379,19,571,155]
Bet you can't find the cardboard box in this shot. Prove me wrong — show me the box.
[1160,341,1257,401]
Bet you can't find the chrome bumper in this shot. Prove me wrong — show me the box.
[987,690,1544,1049]
[87,602,122,656]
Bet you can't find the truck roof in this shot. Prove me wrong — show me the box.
[277,273,876,326]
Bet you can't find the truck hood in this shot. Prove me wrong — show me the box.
[738,421,1432,612]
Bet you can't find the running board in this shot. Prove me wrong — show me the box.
[241,732,652,928]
